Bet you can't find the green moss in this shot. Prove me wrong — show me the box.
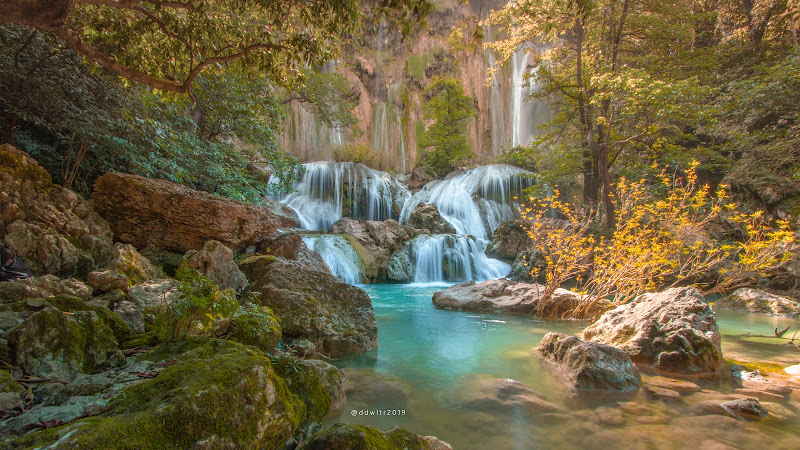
[0,369,24,394]
[408,53,429,81]
[9,340,306,449]
[46,294,132,341]
[120,330,160,349]
[226,304,282,353]
[271,355,331,424]
[415,120,426,143]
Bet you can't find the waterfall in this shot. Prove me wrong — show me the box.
[486,48,507,156]
[303,235,362,284]
[509,44,553,149]
[278,162,410,231]
[400,164,533,242]
[390,234,511,284]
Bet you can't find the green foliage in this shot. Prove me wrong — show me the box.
[417,77,476,177]
[155,268,239,343]
[288,70,361,134]
[332,141,395,171]
[408,53,429,80]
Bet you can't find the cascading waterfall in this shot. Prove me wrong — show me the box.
[509,43,552,149]
[277,161,410,231]
[396,164,533,284]
[302,235,362,284]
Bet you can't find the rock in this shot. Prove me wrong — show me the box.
[644,377,701,394]
[87,269,130,294]
[486,219,531,262]
[432,279,609,320]
[342,368,411,407]
[42,373,115,406]
[90,172,299,253]
[105,243,161,287]
[713,288,800,317]
[303,359,346,413]
[270,355,336,423]
[721,398,769,421]
[224,304,281,353]
[0,310,24,332]
[112,301,145,335]
[643,386,683,403]
[126,279,181,310]
[179,240,247,291]
[406,167,435,191]
[458,377,564,414]
[537,332,641,393]
[508,250,546,283]
[44,294,132,342]
[0,392,22,410]
[138,244,183,277]
[408,203,456,234]
[330,218,423,282]
[0,275,92,303]
[0,394,112,435]
[239,256,377,354]
[0,369,25,395]
[5,340,305,449]
[298,424,452,450]
[0,145,113,278]
[6,307,123,381]
[257,232,303,259]
[297,244,333,274]
[583,287,723,376]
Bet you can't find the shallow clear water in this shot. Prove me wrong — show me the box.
[329,284,800,449]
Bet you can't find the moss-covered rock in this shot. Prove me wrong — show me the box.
[180,240,248,291]
[271,355,332,424]
[224,303,281,353]
[0,144,113,278]
[5,339,305,449]
[5,307,123,381]
[0,369,24,395]
[298,424,453,450]
[0,275,92,303]
[239,256,377,355]
[106,243,161,287]
[45,294,132,342]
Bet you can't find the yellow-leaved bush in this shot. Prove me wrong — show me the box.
[521,161,798,318]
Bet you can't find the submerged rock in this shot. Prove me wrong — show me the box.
[713,288,800,317]
[1,145,113,278]
[721,398,769,421]
[298,424,452,450]
[432,279,609,320]
[179,240,247,291]
[239,256,377,354]
[90,172,299,253]
[458,377,564,415]
[583,287,722,376]
[538,332,641,393]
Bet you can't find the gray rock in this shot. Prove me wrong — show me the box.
[87,269,130,294]
[126,279,181,310]
[304,359,346,413]
[458,377,564,414]
[538,332,641,393]
[1,394,111,434]
[408,203,456,234]
[721,398,769,421]
[0,392,22,410]
[180,240,247,291]
[113,301,145,334]
[583,287,722,376]
[714,288,800,317]
[485,219,531,262]
[0,275,92,303]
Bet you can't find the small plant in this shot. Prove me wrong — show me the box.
[155,267,239,342]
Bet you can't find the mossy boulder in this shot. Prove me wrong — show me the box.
[298,424,453,450]
[45,294,132,342]
[486,219,532,262]
[6,307,123,381]
[271,355,332,424]
[224,303,282,353]
[106,243,161,287]
[408,203,456,234]
[0,369,24,395]
[0,275,92,303]
[179,240,248,291]
[0,144,113,278]
[6,339,305,449]
[239,256,377,354]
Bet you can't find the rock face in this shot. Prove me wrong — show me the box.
[408,203,456,234]
[432,279,609,320]
[180,240,248,291]
[583,287,723,376]
[239,256,377,354]
[6,307,122,381]
[538,332,641,393]
[257,232,332,274]
[713,288,800,317]
[0,145,113,278]
[330,217,423,282]
[486,219,531,262]
[90,172,299,253]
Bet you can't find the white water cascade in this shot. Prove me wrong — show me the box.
[302,235,363,284]
[277,162,410,231]
[405,234,510,284]
[509,44,551,149]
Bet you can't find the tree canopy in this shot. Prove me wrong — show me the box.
[0,0,433,93]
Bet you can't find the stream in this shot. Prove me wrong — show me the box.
[328,284,800,449]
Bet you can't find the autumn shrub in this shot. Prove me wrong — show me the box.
[521,162,798,318]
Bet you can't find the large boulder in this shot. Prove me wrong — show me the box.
[221,303,282,353]
[0,275,92,303]
[486,219,531,262]
[298,424,452,450]
[713,288,800,317]
[538,332,641,393]
[179,240,248,291]
[90,172,299,253]
[408,203,456,234]
[239,256,377,354]
[432,279,609,320]
[256,232,332,274]
[330,217,424,282]
[5,307,123,381]
[583,287,722,376]
[6,340,305,449]
[0,145,113,278]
